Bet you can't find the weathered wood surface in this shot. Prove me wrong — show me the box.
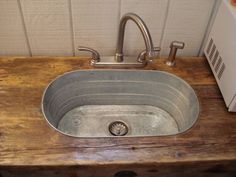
[0,57,236,176]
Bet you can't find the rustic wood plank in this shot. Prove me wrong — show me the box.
[0,57,236,176]
[0,161,236,177]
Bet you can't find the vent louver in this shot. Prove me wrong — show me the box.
[206,38,226,80]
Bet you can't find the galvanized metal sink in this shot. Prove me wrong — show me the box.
[42,70,199,137]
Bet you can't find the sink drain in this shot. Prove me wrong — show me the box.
[109,121,128,136]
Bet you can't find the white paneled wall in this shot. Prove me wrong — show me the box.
[0,0,217,57]
[160,0,215,56]
[20,0,73,56]
[0,0,29,56]
[120,0,168,55]
[72,0,120,56]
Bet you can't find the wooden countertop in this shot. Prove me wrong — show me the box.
[0,56,236,168]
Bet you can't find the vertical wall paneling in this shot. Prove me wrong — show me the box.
[159,0,171,58]
[68,0,75,56]
[0,0,30,56]
[198,0,221,56]
[72,0,120,56]
[20,0,73,56]
[0,0,217,57]
[17,0,32,56]
[120,0,169,56]
[160,0,215,57]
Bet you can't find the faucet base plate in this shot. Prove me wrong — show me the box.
[91,56,146,68]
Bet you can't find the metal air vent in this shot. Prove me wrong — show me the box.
[206,38,226,80]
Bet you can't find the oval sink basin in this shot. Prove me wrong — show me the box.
[42,70,199,137]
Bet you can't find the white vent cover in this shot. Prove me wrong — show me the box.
[204,0,236,112]
[205,38,226,80]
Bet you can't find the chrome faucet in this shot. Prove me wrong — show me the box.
[115,13,156,63]
[78,13,160,68]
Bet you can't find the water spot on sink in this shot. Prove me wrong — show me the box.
[72,118,81,127]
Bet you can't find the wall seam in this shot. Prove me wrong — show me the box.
[109,0,122,56]
[17,0,32,57]
[68,0,75,56]
[159,0,171,58]
[198,0,221,56]
[116,0,122,49]
[118,0,122,19]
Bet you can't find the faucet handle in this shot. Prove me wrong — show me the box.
[137,47,161,63]
[78,46,100,64]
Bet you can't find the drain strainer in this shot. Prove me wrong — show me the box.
[109,121,128,136]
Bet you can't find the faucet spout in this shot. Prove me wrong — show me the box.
[115,13,155,62]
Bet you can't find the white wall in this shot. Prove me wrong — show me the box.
[0,0,216,57]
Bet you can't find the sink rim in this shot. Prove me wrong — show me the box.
[41,69,200,138]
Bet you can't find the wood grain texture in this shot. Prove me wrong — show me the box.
[160,0,215,57]
[20,0,73,56]
[1,161,236,177]
[0,0,29,56]
[0,57,236,176]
